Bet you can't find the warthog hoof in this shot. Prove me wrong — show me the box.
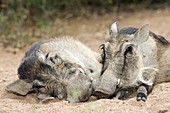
[137,93,147,102]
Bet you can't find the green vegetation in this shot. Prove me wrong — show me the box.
[0,0,169,50]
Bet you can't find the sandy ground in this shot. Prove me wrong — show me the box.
[0,9,170,113]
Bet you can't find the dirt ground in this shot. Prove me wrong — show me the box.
[0,9,170,113]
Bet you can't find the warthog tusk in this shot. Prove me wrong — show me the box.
[63,100,69,103]
[78,68,85,74]
[117,78,121,85]
[90,77,93,81]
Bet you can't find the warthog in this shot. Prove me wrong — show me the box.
[6,38,102,103]
[95,22,170,101]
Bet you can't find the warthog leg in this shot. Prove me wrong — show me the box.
[137,84,147,101]
[136,68,157,101]
[137,84,153,102]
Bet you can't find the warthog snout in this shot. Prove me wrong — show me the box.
[94,68,119,99]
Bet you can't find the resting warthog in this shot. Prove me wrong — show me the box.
[6,38,102,103]
[95,22,170,101]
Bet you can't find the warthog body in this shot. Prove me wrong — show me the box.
[95,22,170,101]
[6,37,102,103]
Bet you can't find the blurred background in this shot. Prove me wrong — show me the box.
[0,1,170,112]
[0,0,170,52]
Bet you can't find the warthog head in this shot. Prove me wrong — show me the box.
[95,22,150,98]
[7,50,92,103]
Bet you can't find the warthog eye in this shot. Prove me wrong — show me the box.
[100,44,106,61]
[45,53,63,65]
[124,46,133,57]
[100,43,111,74]
[50,57,55,64]
[100,43,111,63]
[45,53,50,59]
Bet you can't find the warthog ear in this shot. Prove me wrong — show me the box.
[6,79,33,96]
[109,21,119,38]
[133,24,150,44]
